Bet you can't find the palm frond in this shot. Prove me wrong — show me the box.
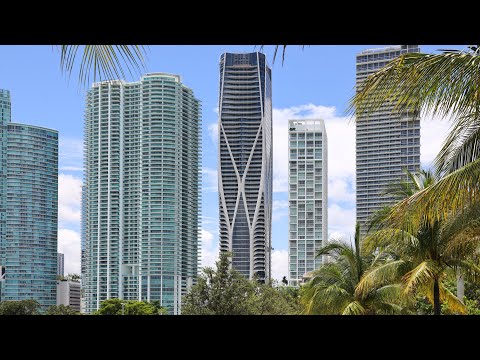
[342,301,367,315]
[403,261,439,295]
[385,158,480,229]
[450,259,480,284]
[258,45,308,64]
[301,281,351,315]
[435,113,480,176]
[315,241,354,258]
[362,227,418,255]
[375,284,407,303]
[350,52,480,121]
[440,285,467,314]
[355,260,407,298]
[58,45,148,86]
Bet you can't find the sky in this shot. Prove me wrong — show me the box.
[0,45,464,279]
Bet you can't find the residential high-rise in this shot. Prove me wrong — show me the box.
[83,73,201,315]
[0,89,58,308]
[57,253,64,277]
[80,184,86,312]
[288,119,328,286]
[356,45,421,232]
[57,279,81,312]
[218,52,273,282]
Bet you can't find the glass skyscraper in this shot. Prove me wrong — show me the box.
[288,119,328,286]
[356,45,421,233]
[218,52,273,282]
[83,73,201,315]
[0,89,58,308]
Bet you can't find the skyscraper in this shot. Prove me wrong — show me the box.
[57,253,64,277]
[218,52,273,282]
[0,89,58,308]
[356,45,421,232]
[83,73,201,315]
[288,119,328,286]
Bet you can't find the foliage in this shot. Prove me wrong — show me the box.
[57,273,81,282]
[300,224,410,315]
[359,169,478,315]
[46,304,80,315]
[94,298,167,315]
[251,284,302,315]
[65,273,80,282]
[0,300,41,315]
[57,45,148,87]
[182,252,301,315]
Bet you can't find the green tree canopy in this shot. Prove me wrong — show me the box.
[46,304,80,315]
[94,298,166,315]
[183,252,301,315]
[0,300,41,315]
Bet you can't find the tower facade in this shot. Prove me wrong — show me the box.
[356,45,421,232]
[218,52,273,282]
[83,74,201,314]
[288,119,328,286]
[0,89,58,308]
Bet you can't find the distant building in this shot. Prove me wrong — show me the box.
[0,89,58,309]
[356,45,421,233]
[218,52,273,282]
[288,119,328,287]
[57,280,81,312]
[83,73,201,315]
[57,253,64,277]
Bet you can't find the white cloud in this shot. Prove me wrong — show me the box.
[271,249,288,281]
[58,173,82,225]
[200,228,219,269]
[208,122,218,145]
[328,176,355,204]
[328,203,356,236]
[201,229,214,248]
[202,167,218,192]
[420,113,452,168]
[59,137,83,170]
[58,228,81,275]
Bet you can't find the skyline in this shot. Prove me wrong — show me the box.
[0,45,461,280]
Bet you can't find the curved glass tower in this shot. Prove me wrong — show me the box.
[0,89,58,308]
[83,74,201,314]
[218,52,272,282]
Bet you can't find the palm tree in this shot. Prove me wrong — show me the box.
[57,45,148,86]
[357,169,480,314]
[350,46,480,230]
[301,223,409,315]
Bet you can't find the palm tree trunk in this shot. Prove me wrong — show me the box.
[433,279,441,315]
[456,268,464,302]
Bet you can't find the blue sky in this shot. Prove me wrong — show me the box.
[0,45,463,278]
